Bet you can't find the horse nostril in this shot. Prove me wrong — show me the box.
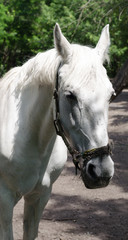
[88,163,97,178]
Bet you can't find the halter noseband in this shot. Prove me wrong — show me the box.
[53,64,112,173]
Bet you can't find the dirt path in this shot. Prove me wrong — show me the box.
[13,90,128,240]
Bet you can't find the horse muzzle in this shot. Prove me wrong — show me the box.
[73,144,114,189]
[80,155,114,189]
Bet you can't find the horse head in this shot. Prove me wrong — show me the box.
[54,23,115,189]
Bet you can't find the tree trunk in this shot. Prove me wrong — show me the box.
[111,58,128,101]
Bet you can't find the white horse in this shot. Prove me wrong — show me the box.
[0,23,114,239]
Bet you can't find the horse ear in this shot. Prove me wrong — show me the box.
[95,24,110,63]
[54,23,71,61]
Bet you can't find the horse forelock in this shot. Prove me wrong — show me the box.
[59,44,111,95]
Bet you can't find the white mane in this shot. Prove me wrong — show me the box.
[0,44,110,98]
[0,49,61,93]
[0,23,111,99]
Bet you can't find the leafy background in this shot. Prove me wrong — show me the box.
[0,0,127,77]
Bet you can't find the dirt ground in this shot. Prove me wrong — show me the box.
[13,90,128,240]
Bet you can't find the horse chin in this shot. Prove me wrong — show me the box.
[81,168,111,189]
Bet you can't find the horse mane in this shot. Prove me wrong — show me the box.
[0,49,61,92]
[0,44,109,94]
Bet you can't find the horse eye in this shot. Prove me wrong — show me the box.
[65,91,77,101]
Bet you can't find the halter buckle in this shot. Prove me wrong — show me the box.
[54,119,61,136]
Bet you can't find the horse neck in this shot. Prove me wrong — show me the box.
[15,50,60,154]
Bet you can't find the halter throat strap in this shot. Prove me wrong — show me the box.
[53,64,112,173]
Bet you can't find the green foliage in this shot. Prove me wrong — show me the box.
[0,0,42,74]
[0,0,127,77]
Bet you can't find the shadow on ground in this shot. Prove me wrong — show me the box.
[43,193,128,240]
[109,90,128,193]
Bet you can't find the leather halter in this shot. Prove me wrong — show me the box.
[53,64,112,173]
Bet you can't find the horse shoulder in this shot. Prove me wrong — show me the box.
[42,136,67,188]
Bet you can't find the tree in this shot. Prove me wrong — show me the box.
[111,59,128,101]
[0,0,42,75]
[66,0,128,78]
[0,2,14,73]
[0,0,127,80]
[34,0,128,78]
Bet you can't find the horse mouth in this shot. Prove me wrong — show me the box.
[81,167,112,189]
[82,175,111,189]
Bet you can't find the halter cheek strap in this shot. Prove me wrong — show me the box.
[53,64,112,173]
